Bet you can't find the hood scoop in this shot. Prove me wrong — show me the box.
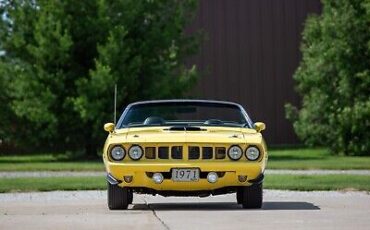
[164,126,207,131]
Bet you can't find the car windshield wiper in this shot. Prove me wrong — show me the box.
[164,126,207,131]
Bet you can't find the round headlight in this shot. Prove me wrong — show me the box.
[110,146,125,161]
[228,145,243,160]
[245,146,260,161]
[129,145,143,160]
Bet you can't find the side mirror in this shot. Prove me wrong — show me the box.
[254,122,266,132]
[104,123,115,133]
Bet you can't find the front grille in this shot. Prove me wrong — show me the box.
[158,147,169,159]
[189,146,226,160]
[189,146,200,159]
[145,147,156,159]
[202,147,213,159]
[215,147,226,159]
[143,145,227,160]
[171,146,183,159]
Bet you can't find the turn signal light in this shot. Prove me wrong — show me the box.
[238,175,247,182]
[124,176,133,183]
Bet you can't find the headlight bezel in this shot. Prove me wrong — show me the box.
[227,145,243,161]
[109,145,126,161]
[128,145,144,160]
[245,146,261,161]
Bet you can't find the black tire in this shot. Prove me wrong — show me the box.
[236,187,244,204]
[240,183,263,209]
[107,182,129,210]
[128,189,133,204]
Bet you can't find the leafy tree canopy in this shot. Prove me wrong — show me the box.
[286,0,370,156]
[0,0,199,156]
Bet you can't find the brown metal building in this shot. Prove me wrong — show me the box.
[188,0,322,145]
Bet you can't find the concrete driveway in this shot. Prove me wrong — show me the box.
[0,190,369,230]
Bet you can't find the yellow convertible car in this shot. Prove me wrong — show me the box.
[103,99,267,209]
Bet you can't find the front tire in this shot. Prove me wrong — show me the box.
[128,189,133,204]
[107,182,129,210]
[236,187,244,204]
[239,183,263,209]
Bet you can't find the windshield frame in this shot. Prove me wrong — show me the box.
[116,100,254,129]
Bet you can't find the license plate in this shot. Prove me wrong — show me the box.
[172,168,199,182]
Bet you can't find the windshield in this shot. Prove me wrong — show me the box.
[118,101,250,128]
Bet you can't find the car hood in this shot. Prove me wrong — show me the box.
[111,126,262,144]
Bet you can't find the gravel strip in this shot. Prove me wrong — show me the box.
[0,171,104,178]
[1,169,370,178]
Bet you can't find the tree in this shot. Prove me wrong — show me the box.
[286,0,370,156]
[0,0,199,156]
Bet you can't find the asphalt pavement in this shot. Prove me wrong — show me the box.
[1,190,369,230]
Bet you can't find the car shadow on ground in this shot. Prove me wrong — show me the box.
[131,201,320,211]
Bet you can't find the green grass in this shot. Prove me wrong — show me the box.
[267,148,370,170]
[0,154,104,171]
[0,176,106,193]
[0,175,369,193]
